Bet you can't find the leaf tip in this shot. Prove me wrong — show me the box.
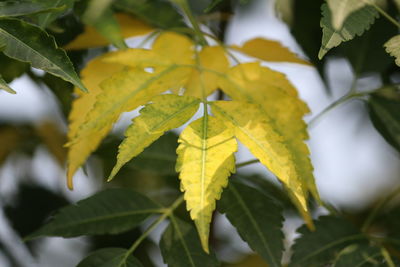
[67,170,74,190]
[107,167,119,182]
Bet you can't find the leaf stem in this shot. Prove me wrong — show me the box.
[121,196,184,263]
[369,1,400,29]
[173,0,208,46]
[236,159,260,168]
[308,78,377,128]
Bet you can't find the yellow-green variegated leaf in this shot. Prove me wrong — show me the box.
[215,63,319,227]
[66,54,126,189]
[231,38,311,65]
[184,46,229,97]
[66,32,195,188]
[327,0,373,30]
[211,101,312,228]
[176,115,237,252]
[108,94,200,180]
[384,35,400,66]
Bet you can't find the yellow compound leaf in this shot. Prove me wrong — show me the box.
[184,46,229,97]
[66,54,126,189]
[67,32,195,189]
[231,38,311,65]
[176,115,237,252]
[218,63,319,211]
[211,100,312,227]
[64,13,153,50]
[108,94,200,181]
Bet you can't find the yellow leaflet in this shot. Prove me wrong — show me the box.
[64,14,153,50]
[66,54,126,189]
[184,46,229,97]
[104,32,195,70]
[218,63,319,207]
[211,101,313,228]
[176,115,237,252]
[231,38,311,65]
[108,94,200,181]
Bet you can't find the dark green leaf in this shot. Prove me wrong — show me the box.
[319,4,378,59]
[0,1,65,18]
[290,216,367,267]
[26,188,160,239]
[290,0,325,78]
[339,16,396,75]
[0,52,29,82]
[334,243,383,267]
[236,174,294,209]
[114,0,185,29]
[0,74,15,94]
[31,0,77,28]
[160,217,219,267]
[218,181,284,267]
[375,206,400,250]
[127,132,178,176]
[369,86,400,153]
[77,248,143,267]
[0,18,87,92]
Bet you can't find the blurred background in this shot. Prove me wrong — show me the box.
[1,0,399,266]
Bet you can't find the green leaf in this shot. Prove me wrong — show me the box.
[290,0,327,83]
[109,94,200,181]
[114,0,185,28]
[218,181,284,267]
[0,75,16,94]
[385,35,400,66]
[289,216,367,267]
[0,18,87,92]
[334,243,383,267]
[327,0,374,30]
[160,217,219,267]
[369,87,400,153]
[0,1,65,18]
[127,132,179,176]
[77,248,143,267]
[26,188,160,239]
[338,14,396,74]
[83,0,114,24]
[84,9,128,50]
[319,3,378,59]
[0,53,29,82]
[32,0,76,28]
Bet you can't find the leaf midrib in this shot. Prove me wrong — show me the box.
[40,208,160,233]
[171,216,197,267]
[230,184,280,267]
